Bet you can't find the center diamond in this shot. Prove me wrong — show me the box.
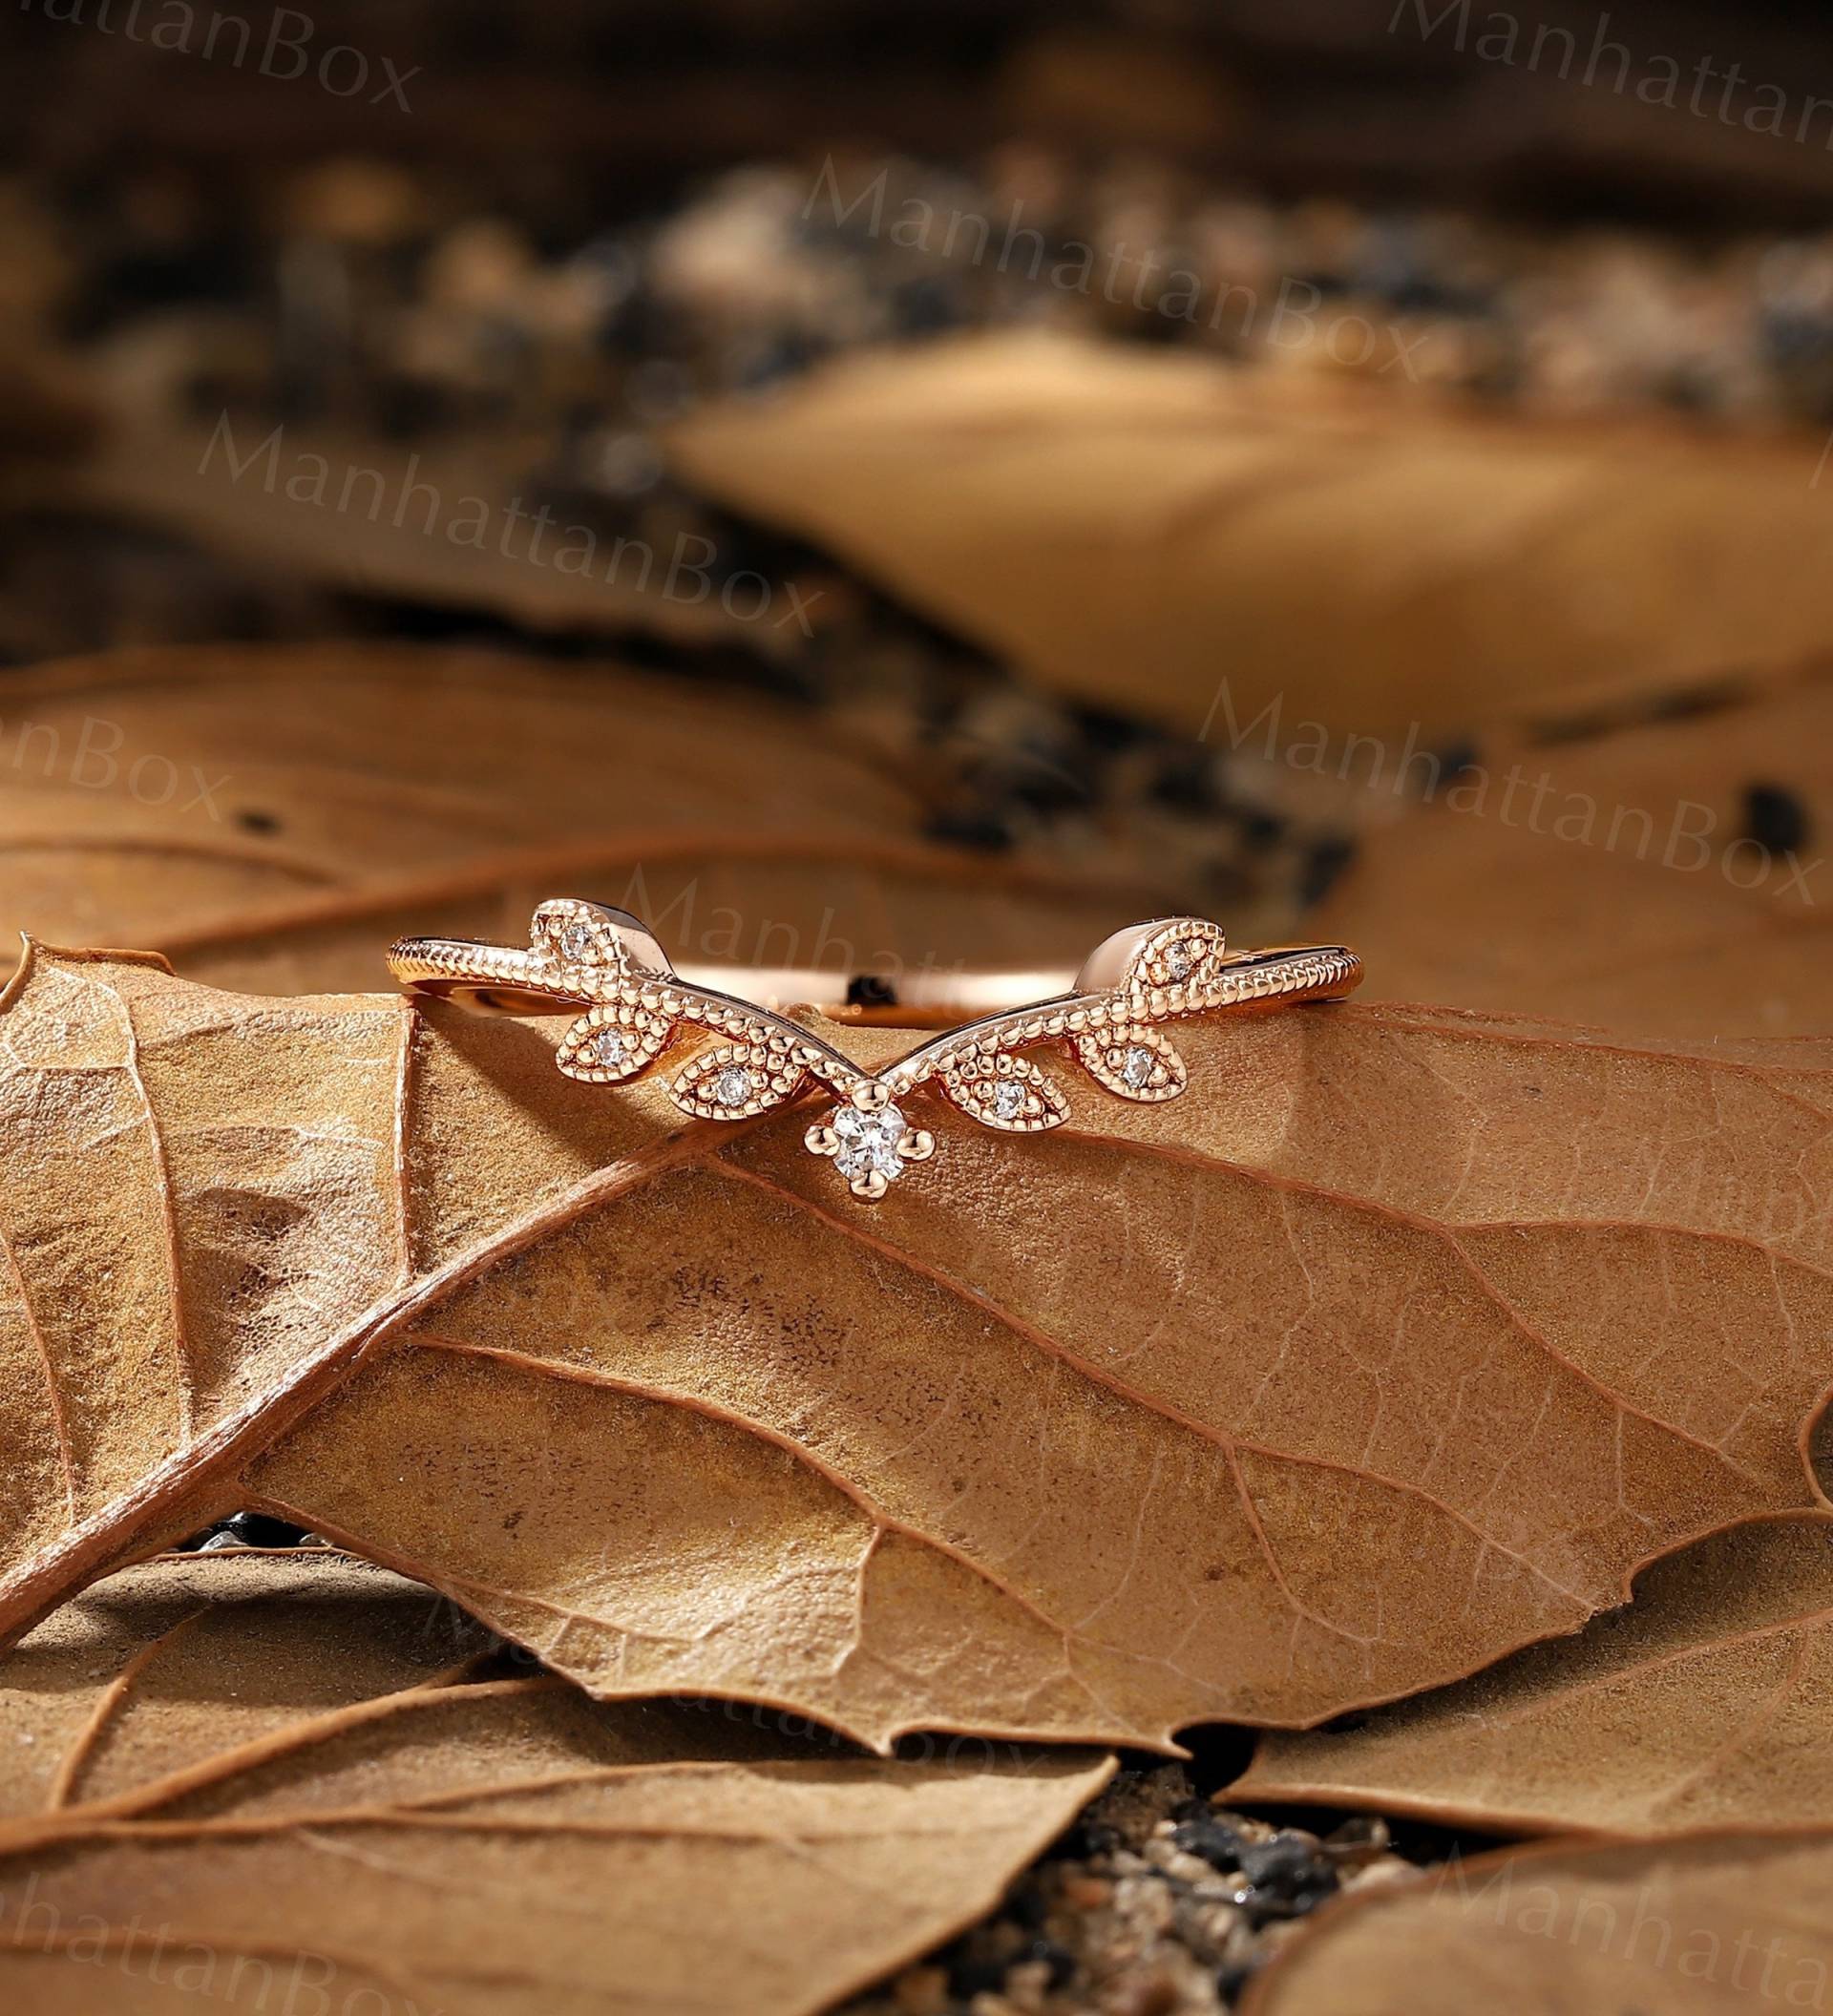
[832,1101,909,1184]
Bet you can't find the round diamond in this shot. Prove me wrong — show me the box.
[1121,1044,1156,1089]
[992,1079,1026,1121]
[588,1028,627,1069]
[832,1101,909,1183]
[1165,939,1196,981]
[559,921,596,962]
[713,1066,753,1107]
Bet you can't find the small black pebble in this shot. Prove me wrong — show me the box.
[1236,1834,1326,1893]
[1150,748,1218,811]
[1239,809,1285,852]
[1217,1957,1260,2004]
[1134,299,1193,345]
[372,375,452,442]
[223,1511,311,1548]
[1005,1880,1048,1931]
[1743,782,1809,857]
[943,1950,1009,1998]
[1058,1817,1122,1858]
[1025,1937,1076,1987]
[1234,1833,1340,1921]
[1072,704,1152,754]
[924,805,1016,852]
[889,276,963,337]
[1299,834,1358,907]
[1294,268,1351,302]
[236,808,281,835]
[1170,1816,1247,1870]
[1432,739,1481,782]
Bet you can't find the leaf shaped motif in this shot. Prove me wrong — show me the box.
[1074,1025,1188,1102]
[556,1004,674,1085]
[0,1552,1113,2016]
[7,955,1833,1754]
[1118,918,1229,1002]
[669,1039,808,1121]
[940,1053,1069,1132]
[532,897,634,978]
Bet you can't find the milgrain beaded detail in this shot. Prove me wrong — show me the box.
[671,1041,809,1122]
[555,1002,674,1085]
[1076,1025,1187,1102]
[388,905,1362,1202]
[939,1054,1067,1134]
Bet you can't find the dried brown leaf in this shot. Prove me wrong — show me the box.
[67,421,790,653]
[1240,1830,1833,2016]
[4,944,1832,1749]
[1235,1514,1833,1837]
[666,331,1833,739]
[0,1551,1111,2014]
[1314,673,1833,1038]
[0,643,1188,997]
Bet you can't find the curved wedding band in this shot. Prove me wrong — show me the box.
[389,902,1362,1201]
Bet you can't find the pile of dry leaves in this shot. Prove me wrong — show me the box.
[0,566,1822,2013]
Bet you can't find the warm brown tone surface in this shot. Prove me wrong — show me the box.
[4,942,1832,1749]
[666,332,1833,740]
[0,1552,1111,2014]
[0,643,1182,998]
[0,944,408,1587]
[1317,672,1832,1039]
[1239,1829,1833,2016]
[1236,1514,1833,1837]
[67,421,790,656]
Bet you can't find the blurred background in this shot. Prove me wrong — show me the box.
[0,0,1828,1031]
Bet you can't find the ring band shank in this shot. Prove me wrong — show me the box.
[387,935,1362,1022]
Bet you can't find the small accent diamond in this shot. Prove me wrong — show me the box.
[833,1101,909,1183]
[560,921,596,962]
[588,1028,627,1069]
[713,1066,753,1107]
[1121,1044,1156,1088]
[1165,939,1196,981]
[992,1080,1026,1121]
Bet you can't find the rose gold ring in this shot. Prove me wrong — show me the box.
[388,902,1361,1201]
